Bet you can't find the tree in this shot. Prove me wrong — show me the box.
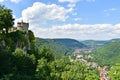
[0,5,14,33]
[28,30,35,42]
[35,58,51,80]
[0,45,13,78]
[38,46,54,62]
[12,48,36,79]
[109,63,120,80]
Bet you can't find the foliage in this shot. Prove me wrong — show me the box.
[53,38,87,49]
[0,5,14,33]
[82,40,108,48]
[35,58,51,80]
[0,46,13,77]
[0,34,100,80]
[109,63,120,80]
[57,59,99,80]
[11,48,36,79]
[92,41,120,66]
[28,30,35,42]
[35,58,99,80]
[35,38,73,58]
[38,46,55,62]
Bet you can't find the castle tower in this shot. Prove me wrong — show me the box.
[17,20,29,32]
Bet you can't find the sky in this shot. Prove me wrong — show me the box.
[0,0,120,40]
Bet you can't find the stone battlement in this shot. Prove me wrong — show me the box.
[9,21,29,32]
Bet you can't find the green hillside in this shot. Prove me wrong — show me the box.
[35,38,87,58]
[53,38,87,49]
[82,40,108,48]
[92,41,120,66]
[109,38,120,43]
[35,38,73,58]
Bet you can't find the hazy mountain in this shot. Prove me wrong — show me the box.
[81,40,108,48]
[53,38,87,49]
[109,38,120,42]
[35,38,87,58]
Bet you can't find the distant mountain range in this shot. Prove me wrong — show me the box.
[35,38,87,58]
[81,40,108,48]
[53,38,87,49]
[35,37,120,61]
[81,38,120,48]
[36,38,120,49]
[36,38,87,49]
[109,38,120,42]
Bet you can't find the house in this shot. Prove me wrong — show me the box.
[76,55,83,59]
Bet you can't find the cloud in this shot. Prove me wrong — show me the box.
[30,24,120,40]
[21,2,72,25]
[58,0,95,3]
[59,0,79,8]
[0,0,21,3]
[104,8,119,16]
[68,3,76,8]
[10,0,21,3]
[59,0,79,3]
[0,0,4,2]
[86,0,95,2]
[58,0,95,8]
[104,8,118,12]
[14,17,23,27]
[74,18,82,21]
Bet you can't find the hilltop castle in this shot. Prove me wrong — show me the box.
[10,20,29,32]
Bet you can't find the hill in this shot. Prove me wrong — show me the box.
[81,40,108,48]
[35,38,87,58]
[92,41,120,66]
[109,38,120,43]
[53,38,86,49]
[35,38,74,58]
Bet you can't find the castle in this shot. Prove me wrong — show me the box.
[10,20,29,32]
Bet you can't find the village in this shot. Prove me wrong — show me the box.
[73,48,111,80]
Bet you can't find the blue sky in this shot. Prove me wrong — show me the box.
[0,0,120,40]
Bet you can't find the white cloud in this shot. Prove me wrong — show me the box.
[14,17,23,27]
[58,0,95,3]
[104,8,119,16]
[74,18,84,21]
[0,0,4,2]
[86,0,95,2]
[59,0,79,8]
[104,8,118,12]
[68,3,76,8]
[13,14,16,18]
[109,8,118,11]
[30,24,120,40]
[21,2,72,25]
[10,0,21,3]
[0,0,21,3]
[59,0,79,3]
[58,0,95,8]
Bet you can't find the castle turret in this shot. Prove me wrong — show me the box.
[17,20,29,32]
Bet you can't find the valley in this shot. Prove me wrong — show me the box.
[36,37,120,80]
[73,48,111,80]
[0,3,120,80]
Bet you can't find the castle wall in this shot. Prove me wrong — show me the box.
[17,22,29,32]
